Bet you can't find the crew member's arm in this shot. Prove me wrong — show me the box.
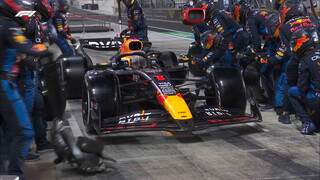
[53,13,69,38]
[8,22,48,56]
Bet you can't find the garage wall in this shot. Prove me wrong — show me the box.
[72,0,117,14]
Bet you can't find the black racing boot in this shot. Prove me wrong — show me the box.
[25,153,40,162]
[278,112,291,124]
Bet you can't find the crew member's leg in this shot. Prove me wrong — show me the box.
[288,86,316,134]
[275,73,291,123]
[0,80,34,177]
[33,90,53,152]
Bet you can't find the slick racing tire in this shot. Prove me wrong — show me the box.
[209,66,247,114]
[83,71,120,134]
[58,55,87,99]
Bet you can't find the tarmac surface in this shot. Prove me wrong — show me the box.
[23,8,320,180]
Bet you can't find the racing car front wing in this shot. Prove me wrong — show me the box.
[98,107,262,134]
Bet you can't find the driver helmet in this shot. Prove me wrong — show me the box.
[57,0,69,13]
[34,0,53,21]
[280,1,307,23]
[290,28,319,56]
[0,0,34,25]
[266,12,281,39]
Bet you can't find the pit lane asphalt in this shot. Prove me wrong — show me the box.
[24,13,320,180]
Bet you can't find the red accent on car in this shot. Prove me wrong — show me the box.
[156,93,167,105]
[155,74,166,81]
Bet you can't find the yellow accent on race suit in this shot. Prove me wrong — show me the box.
[162,95,192,120]
[14,35,27,44]
[57,25,64,31]
[276,50,284,57]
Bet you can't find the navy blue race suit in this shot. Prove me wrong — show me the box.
[127,1,148,41]
[280,16,318,89]
[245,9,269,52]
[52,10,74,57]
[264,39,291,113]
[273,0,284,10]
[23,14,51,148]
[205,10,248,65]
[288,46,320,125]
[0,16,48,177]
[22,15,43,113]
[280,16,318,51]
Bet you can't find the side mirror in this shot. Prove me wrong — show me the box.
[182,8,206,25]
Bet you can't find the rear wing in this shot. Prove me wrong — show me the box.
[79,38,122,50]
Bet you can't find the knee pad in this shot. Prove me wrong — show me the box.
[288,86,301,97]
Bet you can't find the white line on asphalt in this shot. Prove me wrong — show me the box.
[148,25,194,40]
[153,31,193,40]
[66,102,84,137]
[112,21,194,40]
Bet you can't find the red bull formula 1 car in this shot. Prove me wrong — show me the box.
[81,34,262,135]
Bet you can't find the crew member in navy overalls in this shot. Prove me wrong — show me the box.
[0,0,49,177]
[123,0,148,41]
[52,0,75,57]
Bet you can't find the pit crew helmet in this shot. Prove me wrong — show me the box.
[57,0,69,13]
[0,0,34,25]
[196,0,214,21]
[33,0,53,21]
[280,0,307,23]
[266,12,281,39]
[290,28,319,56]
